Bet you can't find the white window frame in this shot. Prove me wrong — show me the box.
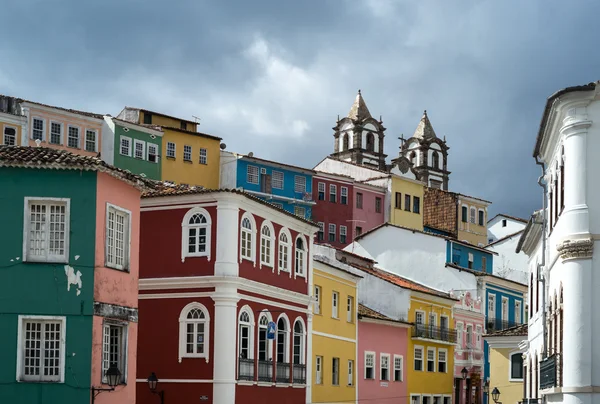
[365,351,375,379]
[515,301,522,323]
[247,165,259,184]
[315,355,323,384]
[341,186,348,204]
[509,351,524,381]
[294,175,306,193]
[294,235,306,277]
[415,310,425,325]
[23,197,70,263]
[166,141,176,158]
[348,359,354,386]
[438,348,447,373]
[478,209,485,226]
[347,295,354,323]
[393,354,403,381]
[32,117,45,141]
[238,306,255,362]
[102,321,128,384]
[17,315,66,383]
[147,143,159,163]
[278,228,291,273]
[329,184,337,202]
[67,125,80,149]
[317,222,324,241]
[260,221,274,268]
[272,170,284,189]
[411,395,422,404]
[120,136,132,157]
[49,121,62,145]
[328,223,336,242]
[380,353,390,381]
[181,207,212,262]
[332,291,339,319]
[414,345,424,371]
[105,203,132,271]
[3,124,17,146]
[133,139,146,160]
[85,129,97,152]
[318,182,325,199]
[340,225,347,244]
[240,213,256,264]
[488,293,496,319]
[292,318,305,366]
[294,206,306,218]
[199,148,207,165]
[178,302,210,362]
[183,145,192,161]
[427,347,436,372]
[314,285,321,314]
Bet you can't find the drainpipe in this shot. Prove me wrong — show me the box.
[535,156,547,404]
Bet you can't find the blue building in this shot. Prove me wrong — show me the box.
[219,151,315,219]
[446,239,495,273]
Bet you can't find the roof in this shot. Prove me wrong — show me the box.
[354,222,448,243]
[445,262,527,288]
[487,213,528,224]
[358,304,411,325]
[160,126,222,141]
[238,154,315,175]
[316,156,390,175]
[534,82,597,157]
[456,192,492,205]
[142,185,317,226]
[15,97,104,120]
[515,210,542,254]
[125,106,199,125]
[485,323,528,337]
[313,255,364,279]
[451,239,498,255]
[347,90,372,121]
[111,117,163,134]
[411,110,437,140]
[486,230,525,247]
[0,146,154,190]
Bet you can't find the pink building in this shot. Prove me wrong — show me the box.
[352,182,386,238]
[358,304,410,404]
[452,292,485,404]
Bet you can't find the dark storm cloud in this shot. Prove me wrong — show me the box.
[2,0,599,219]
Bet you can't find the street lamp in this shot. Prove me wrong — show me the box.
[461,367,469,380]
[147,372,165,404]
[491,387,500,404]
[483,380,490,395]
[91,364,121,404]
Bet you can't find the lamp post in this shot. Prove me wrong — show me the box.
[91,364,121,404]
[148,372,165,404]
[491,387,500,404]
[461,367,469,404]
[462,367,469,380]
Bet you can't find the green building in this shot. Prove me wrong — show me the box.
[0,146,148,404]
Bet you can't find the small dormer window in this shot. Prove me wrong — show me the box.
[181,121,187,130]
[144,113,152,124]
[502,219,507,227]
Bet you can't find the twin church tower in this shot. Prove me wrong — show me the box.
[330,90,451,190]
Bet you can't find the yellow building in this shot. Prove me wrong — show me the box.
[312,250,362,404]
[390,174,425,231]
[457,194,491,246]
[0,100,27,146]
[407,290,457,404]
[117,107,222,188]
[484,325,527,404]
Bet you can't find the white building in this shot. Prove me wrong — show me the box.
[487,214,529,285]
[487,214,528,243]
[517,81,600,404]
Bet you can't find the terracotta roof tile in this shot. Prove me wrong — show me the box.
[423,187,458,238]
[17,98,104,120]
[358,304,411,325]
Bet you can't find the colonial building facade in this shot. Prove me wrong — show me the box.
[136,187,317,404]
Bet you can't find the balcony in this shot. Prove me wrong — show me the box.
[258,360,273,382]
[519,400,540,404]
[540,354,560,390]
[276,362,290,383]
[238,357,254,381]
[485,318,520,332]
[293,363,306,384]
[412,324,457,343]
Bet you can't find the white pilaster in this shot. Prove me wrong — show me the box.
[215,200,240,277]
[306,236,314,404]
[212,286,240,404]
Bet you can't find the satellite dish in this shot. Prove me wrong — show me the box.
[248,152,254,157]
[219,143,226,150]
[35,139,41,147]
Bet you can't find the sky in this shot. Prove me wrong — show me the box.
[2,0,599,219]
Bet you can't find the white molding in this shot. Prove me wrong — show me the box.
[139,292,213,300]
[240,211,257,266]
[238,293,310,314]
[22,102,104,123]
[0,111,27,126]
[105,203,132,271]
[178,302,210,363]
[245,189,317,206]
[259,220,275,270]
[141,202,218,211]
[358,317,411,329]
[22,197,71,264]
[31,116,46,141]
[66,124,81,149]
[135,378,213,383]
[133,138,146,160]
[312,330,356,343]
[181,207,212,263]
[48,120,63,145]
[85,128,98,153]
[119,135,132,157]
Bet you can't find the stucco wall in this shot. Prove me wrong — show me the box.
[487,217,526,243]
[488,236,528,284]
[488,347,524,404]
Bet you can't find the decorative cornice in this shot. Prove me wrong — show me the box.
[556,238,594,260]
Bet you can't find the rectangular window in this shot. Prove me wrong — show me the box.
[438,349,447,373]
[67,126,79,148]
[18,316,65,382]
[415,311,424,325]
[247,165,259,184]
[272,171,284,189]
[478,210,484,226]
[347,296,354,323]
[24,198,69,263]
[427,348,435,372]
[120,136,131,156]
[3,125,16,145]
[515,301,522,323]
[166,142,176,158]
[143,112,152,124]
[183,145,192,161]
[317,222,324,242]
[314,285,321,314]
[365,352,375,379]
[481,256,487,271]
[329,184,337,203]
[355,226,362,236]
[466,325,473,347]
[395,192,402,209]
[356,192,363,209]
[147,143,159,163]
[404,194,411,211]
[332,291,339,318]
[414,347,423,371]
[488,294,496,319]
[318,182,325,200]
[456,323,464,349]
[470,207,476,224]
[413,196,420,214]
[134,139,145,159]
[341,186,348,204]
[32,117,44,141]
[328,224,336,243]
[476,325,482,349]
[502,297,509,322]
[394,355,403,381]
[294,206,306,218]
[348,360,354,386]
[340,225,347,244]
[332,357,339,386]
[315,356,323,384]
[468,253,474,269]
[106,204,131,271]
[85,129,97,152]
[50,122,62,144]
[380,354,390,381]
[180,121,187,130]
[376,197,382,213]
[295,176,307,193]
[102,323,126,384]
[199,148,207,165]
[462,206,468,223]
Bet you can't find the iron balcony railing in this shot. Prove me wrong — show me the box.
[258,360,273,382]
[276,362,291,383]
[412,324,457,343]
[486,318,521,332]
[519,399,540,404]
[293,363,306,384]
[238,357,254,381]
[540,354,559,390]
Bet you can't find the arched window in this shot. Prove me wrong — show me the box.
[257,314,272,362]
[295,237,306,277]
[260,222,274,268]
[240,213,256,263]
[276,316,291,383]
[181,208,212,262]
[178,302,210,362]
[409,151,416,163]
[293,319,305,365]
[432,152,440,168]
[238,307,254,359]
[366,133,375,152]
[342,133,349,151]
[278,229,291,273]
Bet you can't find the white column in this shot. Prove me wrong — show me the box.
[215,200,239,277]
[306,235,315,404]
[212,286,240,404]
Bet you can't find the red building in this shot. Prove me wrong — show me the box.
[136,187,318,404]
[312,172,386,247]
